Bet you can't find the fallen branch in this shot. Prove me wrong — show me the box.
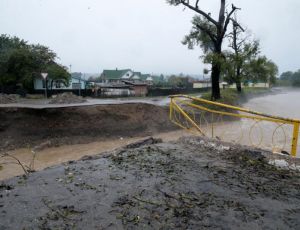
[133,196,162,206]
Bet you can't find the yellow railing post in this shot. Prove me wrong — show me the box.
[291,122,300,157]
[211,113,214,138]
[169,95,300,157]
[169,98,173,121]
[172,99,205,135]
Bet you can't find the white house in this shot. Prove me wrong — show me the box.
[227,82,270,89]
[34,75,86,90]
[193,80,212,89]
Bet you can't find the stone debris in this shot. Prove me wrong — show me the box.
[49,93,87,104]
[0,94,19,104]
[269,159,300,171]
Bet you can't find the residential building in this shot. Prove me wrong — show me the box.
[100,69,143,83]
[193,80,212,89]
[34,75,86,90]
[122,80,148,97]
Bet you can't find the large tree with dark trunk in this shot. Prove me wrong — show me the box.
[167,0,241,100]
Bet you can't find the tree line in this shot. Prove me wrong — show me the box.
[279,70,300,87]
[0,34,70,93]
[167,0,278,100]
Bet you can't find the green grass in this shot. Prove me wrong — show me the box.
[201,89,238,105]
[192,87,270,113]
[200,87,270,106]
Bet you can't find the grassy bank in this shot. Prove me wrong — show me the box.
[201,87,271,106]
[190,88,272,114]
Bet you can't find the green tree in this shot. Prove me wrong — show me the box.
[292,70,300,86]
[224,38,260,92]
[280,70,300,86]
[167,75,192,88]
[280,71,293,81]
[167,0,241,100]
[47,63,70,91]
[223,18,278,91]
[0,34,68,92]
[244,56,278,85]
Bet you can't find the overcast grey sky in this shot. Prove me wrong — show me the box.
[0,0,299,75]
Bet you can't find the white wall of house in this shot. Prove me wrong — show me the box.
[34,77,85,90]
[193,81,270,90]
[101,88,134,97]
[34,78,45,90]
[121,70,133,80]
[227,83,270,89]
[70,77,85,89]
[193,82,212,89]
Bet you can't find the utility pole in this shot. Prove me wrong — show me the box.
[79,73,82,96]
[41,73,48,99]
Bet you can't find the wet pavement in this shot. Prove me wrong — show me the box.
[0,96,173,109]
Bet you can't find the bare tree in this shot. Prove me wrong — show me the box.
[167,0,241,100]
[228,17,246,92]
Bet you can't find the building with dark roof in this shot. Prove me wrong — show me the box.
[100,69,143,83]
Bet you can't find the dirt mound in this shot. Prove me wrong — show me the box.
[0,94,18,104]
[0,103,177,151]
[0,137,299,229]
[49,93,87,104]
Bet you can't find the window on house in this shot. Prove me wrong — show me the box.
[72,83,81,89]
[55,81,61,88]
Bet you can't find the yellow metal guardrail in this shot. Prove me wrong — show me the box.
[169,95,300,157]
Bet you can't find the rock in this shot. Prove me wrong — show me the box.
[269,159,289,168]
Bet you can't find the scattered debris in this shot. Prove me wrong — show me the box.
[125,137,162,149]
[32,140,52,152]
[269,159,300,171]
[49,93,87,104]
[1,137,299,229]
[0,94,19,104]
[269,159,289,168]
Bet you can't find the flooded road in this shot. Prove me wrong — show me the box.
[0,95,178,109]
[170,88,300,157]
[243,88,300,119]
[213,88,300,157]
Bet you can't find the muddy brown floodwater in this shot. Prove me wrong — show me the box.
[243,88,300,119]
[240,88,300,157]
[1,89,300,180]
[195,89,300,157]
[0,130,189,180]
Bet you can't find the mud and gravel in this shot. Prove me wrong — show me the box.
[49,93,87,104]
[0,94,18,104]
[0,103,176,151]
[0,136,299,229]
